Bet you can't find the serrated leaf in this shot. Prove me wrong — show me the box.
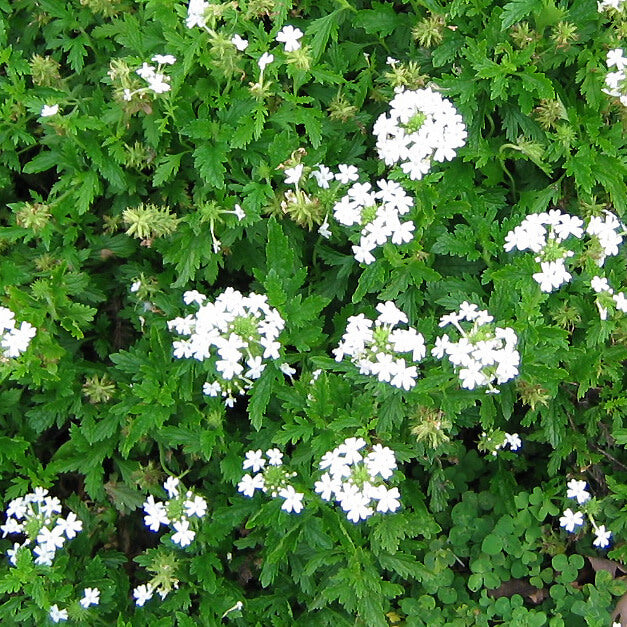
[152,153,183,186]
[193,143,227,188]
[501,0,542,30]
[248,369,276,430]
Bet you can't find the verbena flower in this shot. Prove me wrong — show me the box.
[123,57,176,102]
[169,289,286,407]
[314,438,400,522]
[602,48,627,106]
[276,25,303,52]
[49,604,68,623]
[566,479,591,504]
[586,210,625,266]
[333,301,426,390]
[372,87,467,180]
[559,508,584,533]
[2,488,82,567]
[40,104,59,117]
[142,479,207,548]
[504,210,584,292]
[80,587,101,608]
[433,302,519,392]
[593,524,612,548]
[479,430,522,456]
[0,306,36,359]
[237,449,303,513]
[332,179,416,265]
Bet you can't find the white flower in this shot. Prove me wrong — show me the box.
[237,473,265,497]
[335,164,359,184]
[49,605,68,623]
[231,34,249,51]
[559,508,584,533]
[171,518,195,547]
[80,587,100,608]
[314,473,340,501]
[163,476,180,498]
[593,525,612,548]
[143,495,169,531]
[504,433,522,451]
[233,204,245,221]
[339,437,367,464]
[243,450,266,473]
[152,54,176,65]
[566,479,590,504]
[266,448,283,466]
[41,104,59,117]
[278,486,304,513]
[376,301,408,326]
[133,584,154,607]
[186,0,209,28]
[55,512,82,539]
[258,52,274,71]
[184,495,208,518]
[284,164,304,185]
[312,165,334,188]
[276,25,304,52]
[373,486,401,513]
[318,216,332,239]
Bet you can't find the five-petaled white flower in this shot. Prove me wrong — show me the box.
[276,25,304,52]
[559,508,584,533]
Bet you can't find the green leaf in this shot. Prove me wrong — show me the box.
[193,143,227,188]
[354,2,404,37]
[306,9,345,62]
[152,153,183,186]
[248,369,276,430]
[501,0,542,30]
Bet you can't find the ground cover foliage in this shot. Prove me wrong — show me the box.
[0,0,626,624]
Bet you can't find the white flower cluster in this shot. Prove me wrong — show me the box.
[433,302,520,392]
[2,487,82,567]
[587,210,625,266]
[598,0,625,12]
[559,480,612,549]
[0,306,36,359]
[315,438,400,523]
[333,301,426,391]
[49,589,100,623]
[590,275,627,320]
[504,209,584,292]
[142,477,207,548]
[480,430,522,456]
[372,87,467,180]
[124,55,176,101]
[186,0,209,28]
[237,448,304,514]
[603,48,627,106]
[332,179,415,264]
[168,288,285,407]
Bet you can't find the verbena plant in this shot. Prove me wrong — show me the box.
[0,0,626,624]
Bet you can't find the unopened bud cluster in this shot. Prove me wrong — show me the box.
[169,288,285,407]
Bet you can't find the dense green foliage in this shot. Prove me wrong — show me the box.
[0,0,626,624]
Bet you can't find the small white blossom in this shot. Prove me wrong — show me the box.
[276,25,304,52]
[593,525,612,548]
[49,605,68,623]
[231,34,248,51]
[559,508,584,533]
[566,479,591,505]
[80,588,100,608]
[133,584,154,607]
[41,104,59,117]
[258,52,274,71]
